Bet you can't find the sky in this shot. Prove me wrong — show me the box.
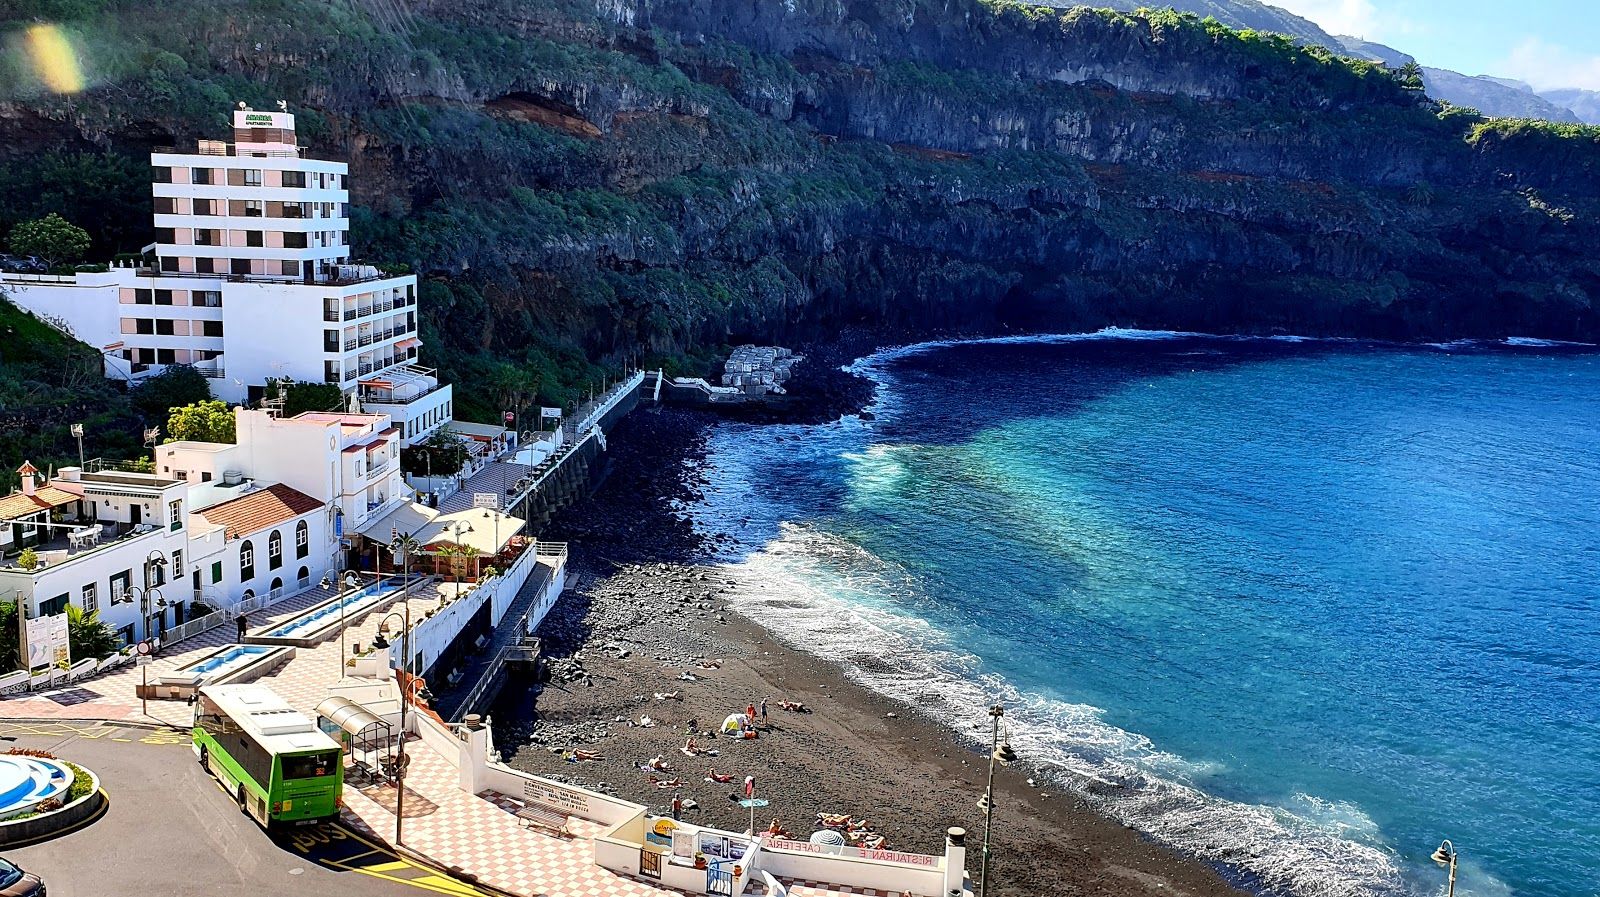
[1268,0,1600,90]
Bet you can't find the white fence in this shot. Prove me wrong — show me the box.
[161,580,304,646]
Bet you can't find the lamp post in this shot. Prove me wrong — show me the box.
[978,704,1017,897]
[320,569,359,678]
[1431,840,1458,897]
[123,585,163,718]
[373,604,414,848]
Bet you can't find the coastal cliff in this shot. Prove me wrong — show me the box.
[2,0,1599,425]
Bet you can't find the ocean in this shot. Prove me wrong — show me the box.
[684,332,1600,897]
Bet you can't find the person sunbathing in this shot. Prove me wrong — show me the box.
[650,776,685,788]
[765,818,790,837]
[697,659,723,670]
[816,812,852,827]
[681,736,703,756]
[778,700,811,713]
[569,749,603,762]
[860,834,886,850]
[647,756,671,772]
[706,767,734,784]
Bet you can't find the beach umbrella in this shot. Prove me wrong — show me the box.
[809,829,846,850]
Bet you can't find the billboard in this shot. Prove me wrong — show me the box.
[25,613,69,672]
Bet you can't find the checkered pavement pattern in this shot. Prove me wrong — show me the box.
[0,580,895,897]
[780,881,892,896]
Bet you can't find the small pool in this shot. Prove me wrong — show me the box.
[0,755,73,818]
[183,644,272,676]
[252,580,404,643]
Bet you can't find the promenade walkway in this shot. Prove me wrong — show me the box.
[431,558,556,720]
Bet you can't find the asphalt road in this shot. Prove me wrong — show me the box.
[0,721,488,897]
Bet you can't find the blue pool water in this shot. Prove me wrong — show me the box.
[260,582,400,638]
[688,333,1600,897]
[182,644,272,676]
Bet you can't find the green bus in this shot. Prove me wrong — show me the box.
[193,683,343,828]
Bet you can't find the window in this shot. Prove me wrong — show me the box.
[82,583,97,614]
[231,258,250,276]
[201,321,224,338]
[211,561,223,584]
[245,169,263,187]
[195,257,215,274]
[193,197,217,215]
[267,531,283,570]
[195,291,222,308]
[110,570,132,603]
[283,171,306,188]
[172,550,183,576]
[154,196,177,215]
[156,348,176,365]
[154,227,176,244]
[240,540,255,581]
[281,751,337,780]
[155,320,175,336]
[154,289,174,305]
[201,471,213,483]
[159,257,179,273]
[280,260,299,277]
[243,200,263,218]
[192,167,212,185]
[168,499,183,531]
[295,520,309,558]
[40,594,68,617]
[246,231,264,248]
[135,319,154,335]
[283,232,307,249]
[134,289,153,305]
[152,166,172,184]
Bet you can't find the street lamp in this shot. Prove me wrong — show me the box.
[1431,840,1458,897]
[320,569,359,678]
[978,704,1017,897]
[123,584,164,718]
[372,605,414,849]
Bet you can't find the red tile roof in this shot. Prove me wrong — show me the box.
[196,483,322,539]
[0,486,79,522]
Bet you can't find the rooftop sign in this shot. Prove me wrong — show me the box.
[233,109,295,132]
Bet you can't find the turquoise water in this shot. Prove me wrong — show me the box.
[182,644,271,675]
[259,581,400,638]
[689,334,1600,897]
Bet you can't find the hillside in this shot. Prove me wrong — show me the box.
[1,0,1598,427]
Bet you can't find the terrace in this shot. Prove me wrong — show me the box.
[0,519,171,574]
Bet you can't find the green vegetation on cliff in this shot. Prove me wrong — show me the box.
[0,0,1595,442]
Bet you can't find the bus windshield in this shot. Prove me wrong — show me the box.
[281,751,338,780]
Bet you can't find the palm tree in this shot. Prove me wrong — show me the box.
[66,604,120,661]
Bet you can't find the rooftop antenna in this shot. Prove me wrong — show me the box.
[277,99,288,112]
[237,101,248,110]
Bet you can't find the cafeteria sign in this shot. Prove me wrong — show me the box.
[25,613,69,672]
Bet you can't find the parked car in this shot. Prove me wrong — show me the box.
[0,255,47,274]
[0,857,43,897]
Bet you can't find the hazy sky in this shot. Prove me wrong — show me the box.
[1270,0,1600,89]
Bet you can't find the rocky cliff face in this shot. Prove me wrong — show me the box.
[1,0,1597,419]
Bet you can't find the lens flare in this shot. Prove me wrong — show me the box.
[25,24,85,94]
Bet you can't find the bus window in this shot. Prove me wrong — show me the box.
[280,751,338,779]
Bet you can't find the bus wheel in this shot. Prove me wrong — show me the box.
[198,745,208,770]
[236,783,247,811]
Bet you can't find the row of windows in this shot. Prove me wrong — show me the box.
[155,197,344,220]
[124,347,221,366]
[41,550,183,619]
[159,257,305,277]
[238,522,310,581]
[409,400,454,438]
[126,319,224,337]
[156,227,342,249]
[153,166,341,190]
[129,288,222,307]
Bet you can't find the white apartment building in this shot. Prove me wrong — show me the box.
[0,462,194,646]
[1,105,453,447]
[0,404,412,650]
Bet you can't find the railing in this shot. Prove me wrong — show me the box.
[640,849,662,879]
[325,308,343,322]
[367,460,390,478]
[194,363,226,379]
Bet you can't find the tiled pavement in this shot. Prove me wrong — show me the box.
[0,581,896,897]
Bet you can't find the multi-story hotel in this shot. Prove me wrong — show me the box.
[2,104,453,446]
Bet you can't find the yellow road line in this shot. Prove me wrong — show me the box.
[323,857,487,896]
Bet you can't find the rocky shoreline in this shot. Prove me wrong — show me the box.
[488,356,1248,897]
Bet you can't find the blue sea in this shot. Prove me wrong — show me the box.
[684,332,1600,897]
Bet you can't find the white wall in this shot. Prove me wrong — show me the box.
[2,274,124,356]
[222,281,330,389]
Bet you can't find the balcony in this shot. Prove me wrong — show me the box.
[1,520,173,575]
[367,459,390,478]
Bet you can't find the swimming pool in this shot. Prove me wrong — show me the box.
[246,580,406,646]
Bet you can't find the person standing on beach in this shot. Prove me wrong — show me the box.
[671,791,683,821]
[746,702,756,724]
[759,698,768,727]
